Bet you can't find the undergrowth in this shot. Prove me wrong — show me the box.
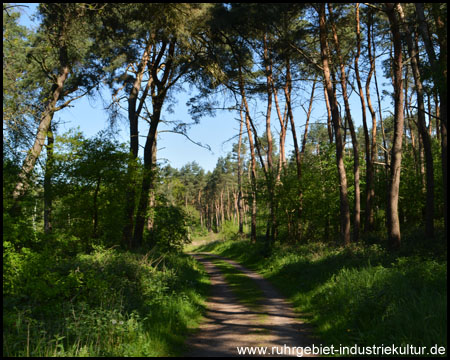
[3,244,210,357]
[194,237,447,355]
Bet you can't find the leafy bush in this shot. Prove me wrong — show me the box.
[148,203,193,253]
[220,220,241,241]
[3,246,209,357]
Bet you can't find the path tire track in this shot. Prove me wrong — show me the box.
[185,252,316,357]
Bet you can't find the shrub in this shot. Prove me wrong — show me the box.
[3,246,209,357]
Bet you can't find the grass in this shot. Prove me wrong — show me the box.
[192,237,447,355]
[203,254,265,312]
[3,246,211,357]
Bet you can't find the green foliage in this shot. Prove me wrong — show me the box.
[51,130,132,248]
[311,257,447,347]
[3,246,209,357]
[148,201,194,253]
[195,239,447,351]
[3,2,448,357]
[220,220,242,241]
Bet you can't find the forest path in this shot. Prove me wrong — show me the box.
[184,252,316,357]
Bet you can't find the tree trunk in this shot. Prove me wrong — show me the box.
[239,62,270,244]
[13,65,70,201]
[147,136,157,235]
[416,3,447,236]
[397,3,434,238]
[329,3,361,242]
[431,3,447,238]
[273,82,288,180]
[385,3,404,250]
[122,41,152,247]
[44,125,54,234]
[240,99,257,243]
[358,5,376,232]
[318,4,351,245]
[92,176,101,239]
[133,120,159,248]
[237,108,244,234]
[323,85,334,144]
[284,57,304,240]
[263,33,276,247]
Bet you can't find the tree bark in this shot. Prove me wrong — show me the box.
[237,106,244,234]
[357,5,376,232]
[273,82,288,180]
[318,4,351,245]
[13,65,70,201]
[263,33,277,246]
[44,124,54,234]
[240,97,257,243]
[329,3,361,242]
[385,3,404,249]
[122,41,152,247]
[284,57,304,241]
[416,3,447,236]
[132,101,161,248]
[397,3,434,238]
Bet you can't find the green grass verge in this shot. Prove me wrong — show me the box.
[203,254,265,312]
[193,239,447,354]
[3,245,210,357]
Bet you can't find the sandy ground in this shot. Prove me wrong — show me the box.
[184,252,317,357]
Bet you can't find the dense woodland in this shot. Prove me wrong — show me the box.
[3,3,447,357]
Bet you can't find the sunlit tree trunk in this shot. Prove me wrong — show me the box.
[237,107,244,234]
[318,4,351,245]
[385,3,404,249]
[13,64,69,201]
[328,3,361,242]
[356,4,375,232]
[122,41,152,247]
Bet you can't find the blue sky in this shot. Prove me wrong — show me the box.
[16,3,247,172]
[16,3,394,173]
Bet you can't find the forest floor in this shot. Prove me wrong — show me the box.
[184,252,317,357]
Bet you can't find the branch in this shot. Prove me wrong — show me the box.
[53,88,92,112]
[288,43,324,72]
[361,3,385,12]
[158,129,212,152]
[409,105,442,121]
[374,161,390,167]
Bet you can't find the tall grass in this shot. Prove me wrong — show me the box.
[194,239,447,353]
[3,246,210,357]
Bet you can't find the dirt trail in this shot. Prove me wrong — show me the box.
[185,252,316,357]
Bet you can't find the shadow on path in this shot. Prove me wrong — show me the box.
[184,252,317,357]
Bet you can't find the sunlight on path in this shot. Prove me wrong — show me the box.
[185,253,316,357]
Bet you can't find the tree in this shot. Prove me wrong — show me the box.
[360,6,379,232]
[98,3,161,248]
[131,4,214,248]
[3,4,38,160]
[397,3,434,238]
[328,3,361,242]
[385,3,404,249]
[11,4,105,202]
[52,131,131,249]
[415,3,447,237]
[317,4,351,245]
